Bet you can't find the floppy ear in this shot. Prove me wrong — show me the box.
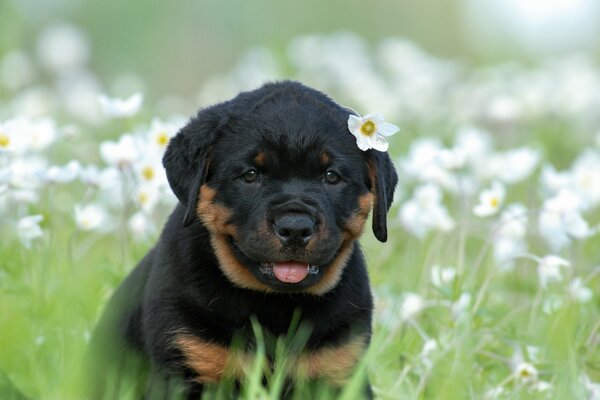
[367,150,398,242]
[162,108,228,227]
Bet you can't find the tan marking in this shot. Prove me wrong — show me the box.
[196,185,238,239]
[306,241,354,295]
[196,184,367,295]
[294,336,367,385]
[175,334,251,384]
[319,152,330,165]
[254,151,266,167]
[209,233,274,292]
[343,192,373,241]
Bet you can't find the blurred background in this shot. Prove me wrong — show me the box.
[2,0,600,109]
[2,1,600,399]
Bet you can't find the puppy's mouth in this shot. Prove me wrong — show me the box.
[227,237,332,290]
[259,262,320,284]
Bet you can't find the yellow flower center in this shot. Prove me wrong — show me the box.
[490,197,499,208]
[0,133,10,148]
[156,132,169,147]
[360,120,377,137]
[139,192,149,205]
[518,368,531,378]
[142,166,155,181]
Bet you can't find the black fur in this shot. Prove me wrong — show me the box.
[88,81,398,399]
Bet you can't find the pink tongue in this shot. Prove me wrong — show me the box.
[272,262,310,283]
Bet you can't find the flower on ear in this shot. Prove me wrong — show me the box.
[347,113,399,152]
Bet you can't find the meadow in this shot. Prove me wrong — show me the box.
[1,32,599,399]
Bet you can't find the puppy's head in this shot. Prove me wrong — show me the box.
[163,81,397,294]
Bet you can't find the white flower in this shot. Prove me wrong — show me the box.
[400,183,455,238]
[400,138,459,192]
[135,184,160,212]
[474,181,505,217]
[79,165,120,190]
[569,278,593,303]
[571,150,600,209]
[0,118,31,153]
[74,204,106,231]
[26,118,58,151]
[513,362,538,384]
[582,373,600,400]
[98,93,143,118]
[419,339,438,370]
[128,211,155,241]
[16,215,44,248]
[452,292,472,320]
[542,295,565,314]
[100,134,140,168]
[430,265,456,288]
[347,113,399,152]
[538,189,593,250]
[532,380,552,392]
[436,147,466,170]
[488,148,540,184]
[133,155,167,188]
[493,203,528,269]
[44,160,81,184]
[537,255,570,288]
[400,293,425,321]
[148,118,179,152]
[454,126,492,169]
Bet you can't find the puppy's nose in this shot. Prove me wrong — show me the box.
[273,214,316,247]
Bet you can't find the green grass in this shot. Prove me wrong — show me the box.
[1,169,599,399]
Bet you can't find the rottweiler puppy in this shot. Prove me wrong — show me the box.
[89,81,397,399]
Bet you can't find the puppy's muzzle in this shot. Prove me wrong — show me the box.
[270,200,318,248]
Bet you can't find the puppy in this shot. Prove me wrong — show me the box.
[89,81,397,398]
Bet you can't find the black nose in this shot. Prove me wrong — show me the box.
[273,214,316,247]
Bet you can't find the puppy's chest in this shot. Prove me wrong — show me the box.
[174,327,366,386]
[175,294,363,385]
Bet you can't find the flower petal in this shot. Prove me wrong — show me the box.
[378,122,400,137]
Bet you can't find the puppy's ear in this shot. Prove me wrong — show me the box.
[163,108,228,227]
[367,151,398,242]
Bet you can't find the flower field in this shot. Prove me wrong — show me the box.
[1,30,599,399]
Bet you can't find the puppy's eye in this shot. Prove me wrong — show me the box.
[324,170,341,184]
[241,169,259,183]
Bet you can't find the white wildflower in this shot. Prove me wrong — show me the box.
[582,373,600,400]
[474,181,505,217]
[513,362,538,384]
[128,211,156,241]
[454,126,492,170]
[493,203,528,269]
[133,155,167,188]
[98,93,143,118]
[74,204,107,231]
[100,134,140,168]
[539,189,592,250]
[347,113,399,152]
[44,160,81,184]
[400,183,455,238]
[148,118,178,152]
[135,184,160,212]
[16,215,44,248]
[452,292,471,319]
[0,118,31,153]
[430,265,456,288]
[400,293,425,321]
[537,255,570,288]
[569,278,592,303]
